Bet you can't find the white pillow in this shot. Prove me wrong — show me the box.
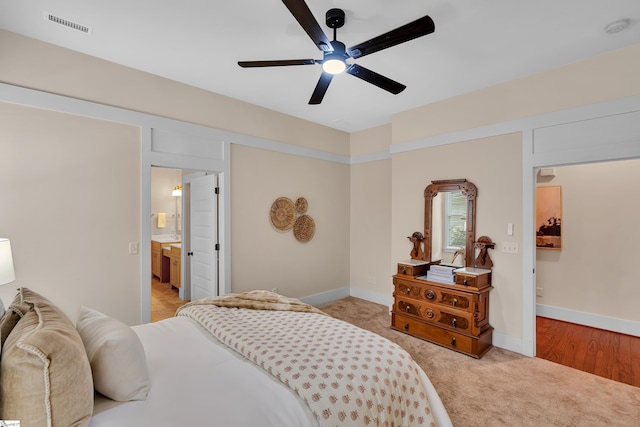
[76,306,150,401]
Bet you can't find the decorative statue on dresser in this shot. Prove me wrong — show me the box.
[407,231,425,260]
[474,236,495,269]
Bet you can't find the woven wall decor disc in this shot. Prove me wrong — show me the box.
[295,197,308,214]
[270,197,296,230]
[293,214,315,242]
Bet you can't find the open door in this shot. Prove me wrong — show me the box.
[189,173,219,300]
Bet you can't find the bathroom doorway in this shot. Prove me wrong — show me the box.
[151,166,188,321]
[150,167,220,321]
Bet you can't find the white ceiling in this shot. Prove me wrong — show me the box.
[1,0,639,132]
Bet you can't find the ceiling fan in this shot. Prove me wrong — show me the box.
[238,0,435,104]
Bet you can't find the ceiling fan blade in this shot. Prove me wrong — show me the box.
[347,15,435,59]
[346,64,406,94]
[281,0,333,52]
[309,72,333,104]
[238,59,317,68]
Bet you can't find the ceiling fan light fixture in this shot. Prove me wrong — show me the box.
[322,57,346,74]
[322,40,347,74]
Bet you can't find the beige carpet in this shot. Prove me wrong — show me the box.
[319,297,640,427]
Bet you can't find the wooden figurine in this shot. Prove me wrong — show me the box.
[407,232,425,260]
[474,236,495,269]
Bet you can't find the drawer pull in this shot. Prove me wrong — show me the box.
[463,278,468,286]
[452,318,457,328]
[451,337,456,346]
[425,290,436,300]
[404,323,410,330]
[405,287,411,294]
[452,298,457,307]
[402,266,407,274]
[405,304,411,313]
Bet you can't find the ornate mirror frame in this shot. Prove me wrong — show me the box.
[423,179,477,267]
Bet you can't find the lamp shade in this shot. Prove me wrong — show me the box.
[172,185,182,197]
[0,238,16,285]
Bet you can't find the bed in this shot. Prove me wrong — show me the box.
[0,288,452,427]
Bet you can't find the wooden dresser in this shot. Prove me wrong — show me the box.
[391,266,493,358]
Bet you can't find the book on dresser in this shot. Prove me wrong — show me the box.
[426,264,458,284]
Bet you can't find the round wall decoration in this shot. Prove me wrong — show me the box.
[293,214,315,242]
[295,197,308,214]
[270,197,296,231]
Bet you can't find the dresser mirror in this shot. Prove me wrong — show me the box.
[424,179,477,267]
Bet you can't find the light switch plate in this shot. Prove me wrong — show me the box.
[128,242,139,255]
[501,241,519,254]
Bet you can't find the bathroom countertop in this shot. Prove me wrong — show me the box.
[151,235,181,244]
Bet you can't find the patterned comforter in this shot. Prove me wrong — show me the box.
[176,291,436,427]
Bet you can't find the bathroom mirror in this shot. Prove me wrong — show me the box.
[423,179,477,267]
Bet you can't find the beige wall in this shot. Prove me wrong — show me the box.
[0,102,141,324]
[391,135,523,337]
[536,159,640,321]
[0,30,350,156]
[392,44,640,143]
[349,160,392,297]
[230,144,350,299]
[350,124,391,156]
[349,125,393,299]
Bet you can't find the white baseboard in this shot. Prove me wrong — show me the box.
[301,286,392,309]
[537,304,640,338]
[300,287,350,307]
[349,287,394,307]
[492,331,524,355]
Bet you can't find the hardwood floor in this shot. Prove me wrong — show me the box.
[536,316,640,388]
[151,277,189,322]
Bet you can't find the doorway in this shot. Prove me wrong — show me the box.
[532,159,640,384]
[150,167,220,321]
[150,166,187,321]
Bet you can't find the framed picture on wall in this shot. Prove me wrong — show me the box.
[536,186,562,249]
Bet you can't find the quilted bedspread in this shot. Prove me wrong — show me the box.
[176,291,436,427]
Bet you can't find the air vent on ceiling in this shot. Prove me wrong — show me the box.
[44,12,93,34]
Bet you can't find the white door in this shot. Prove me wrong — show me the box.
[189,173,218,300]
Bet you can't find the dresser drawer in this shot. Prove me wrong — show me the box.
[394,296,476,335]
[394,277,477,314]
[392,313,493,358]
[455,270,491,290]
[397,262,428,277]
[393,313,474,354]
